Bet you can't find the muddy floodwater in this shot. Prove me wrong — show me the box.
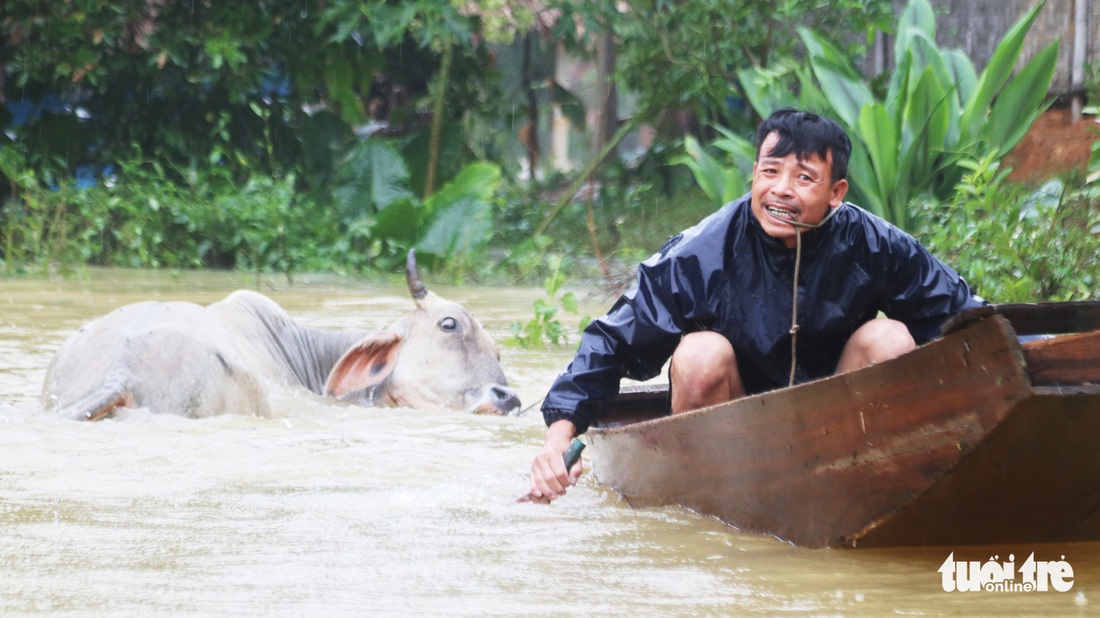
[1,268,1097,616]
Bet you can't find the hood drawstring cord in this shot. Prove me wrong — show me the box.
[784,206,840,387]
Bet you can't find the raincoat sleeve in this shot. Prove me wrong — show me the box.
[880,230,986,343]
[540,239,704,434]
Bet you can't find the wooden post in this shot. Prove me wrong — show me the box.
[1071,0,1088,123]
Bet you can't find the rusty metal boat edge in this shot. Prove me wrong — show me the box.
[586,302,1100,548]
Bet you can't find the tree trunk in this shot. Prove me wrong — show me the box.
[593,29,618,156]
[520,30,540,178]
[425,36,454,198]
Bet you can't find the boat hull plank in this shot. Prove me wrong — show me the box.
[854,388,1100,547]
[588,316,1035,548]
[1023,329,1100,386]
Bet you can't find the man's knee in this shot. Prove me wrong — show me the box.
[839,318,916,372]
[670,331,742,412]
[860,318,916,354]
[671,331,734,378]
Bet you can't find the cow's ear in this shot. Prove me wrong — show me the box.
[324,332,403,398]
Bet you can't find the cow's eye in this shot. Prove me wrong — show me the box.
[438,317,460,332]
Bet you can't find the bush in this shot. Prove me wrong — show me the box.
[915,154,1100,302]
[1,134,510,279]
[0,148,340,277]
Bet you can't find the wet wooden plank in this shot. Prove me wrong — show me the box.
[852,388,1100,547]
[1022,330,1100,386]
[942,300,1100,336]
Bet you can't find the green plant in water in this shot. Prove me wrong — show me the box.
[0,147,88,276]
[507,255,592,349]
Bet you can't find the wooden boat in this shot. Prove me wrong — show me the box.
[585,302,1100,548]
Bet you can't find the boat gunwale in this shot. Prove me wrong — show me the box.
[589,314,1034,436]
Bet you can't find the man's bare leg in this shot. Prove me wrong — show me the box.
[669,331,744,414]
[835,318,916,374]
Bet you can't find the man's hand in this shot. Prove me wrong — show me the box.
[527,419,583,503]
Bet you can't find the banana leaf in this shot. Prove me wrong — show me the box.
[799,29,874,128]
[960,0,1047,140]
[982,43,1058,157]
[893,0,936,62]
[857,103,899,205]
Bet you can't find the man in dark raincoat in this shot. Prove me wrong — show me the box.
[526,109,985,503]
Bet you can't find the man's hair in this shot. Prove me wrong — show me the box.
[755,109,851,183]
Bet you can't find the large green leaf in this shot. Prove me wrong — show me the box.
[911,69,952,156]
[807,62,872,129]
[892,69,956,225]
[908,32,960,148]
[983,42,1058,156]
[858,103,899,202]
[400,122,466,199]
[800,29,873,128]
[941,50,978,112]
[416,162,501,259]
[737,64,800,119]
[422,161,500,218]
[907,32,952,96]
[800,28,864,82]
[332,140,415,217]
[321,50,366,126]
[369,197,424,245]
[299,110,354,187]
[679,135,727,205]
[894,0,936,62]
[712,124,757,177]
[900,67,935,155]
[939,50,977,147]
[417,196,493,259]
[845,141,887,219]
[884,58,911,131]
[960,0,1046,140]
[795,66,832,114]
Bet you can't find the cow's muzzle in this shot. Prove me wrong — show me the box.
[469,384,522,416]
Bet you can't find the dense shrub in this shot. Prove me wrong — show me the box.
[915,155,1099,303]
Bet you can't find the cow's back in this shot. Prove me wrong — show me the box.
[43,299,272,419]
[205,290,364,393]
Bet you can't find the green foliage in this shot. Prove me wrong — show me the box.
[2,0,506,190]
[552,0,893,133]
[915,155,1100,302]
[0,149,84,275]
[507,256,592,348]
[328,139,503,267]
[675,126,756,206]
[0,133,505,279]
[0,148,330,276]
[740,0,1058,232]
[4,1,313,177]
[333,141,416,217]
[419,163,501,259]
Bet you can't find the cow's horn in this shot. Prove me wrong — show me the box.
[406,249,428,300]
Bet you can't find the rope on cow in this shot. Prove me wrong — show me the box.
[784,206,840,388]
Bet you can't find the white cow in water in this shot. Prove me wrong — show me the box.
[42,251,521,420]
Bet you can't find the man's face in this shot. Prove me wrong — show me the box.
[750,132,849,248]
